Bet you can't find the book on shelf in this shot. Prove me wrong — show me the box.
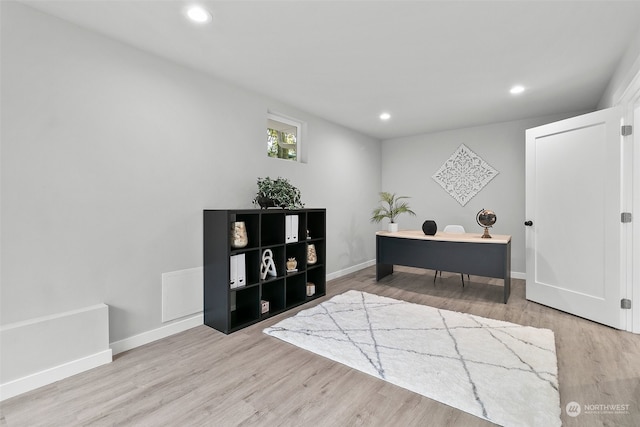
[229,253,246,288]
[285,215,299,243]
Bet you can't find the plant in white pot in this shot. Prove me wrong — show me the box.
[370,192,416,232]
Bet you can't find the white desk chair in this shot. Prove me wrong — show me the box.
[443,224,465,234]
[434,225,470,287]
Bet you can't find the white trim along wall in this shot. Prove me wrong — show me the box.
[0,304,112,401]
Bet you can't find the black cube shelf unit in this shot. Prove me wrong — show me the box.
[204,208,326,334]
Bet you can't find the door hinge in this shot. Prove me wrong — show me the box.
[621,299,632,309]
[621,212,632,223]
[621,125,632,136]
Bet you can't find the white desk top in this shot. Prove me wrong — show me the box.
[376,229,511,244]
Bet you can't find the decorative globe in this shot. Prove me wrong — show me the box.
[476,209,496,238]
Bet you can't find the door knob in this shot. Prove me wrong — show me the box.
[524,220,533,226]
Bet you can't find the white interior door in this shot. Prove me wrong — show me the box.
[525,107,623,329]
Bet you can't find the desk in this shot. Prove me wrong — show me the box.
[376,230,511,303]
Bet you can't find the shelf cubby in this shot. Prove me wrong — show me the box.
[307,267,326,297]
[307,210,326,240]
[230,286,260,330]
[261,279,286,315]
[261,212,285,246]
[285,242,307,271]
[286,274,307,307]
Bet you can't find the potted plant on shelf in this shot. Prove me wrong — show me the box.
[253,176,305,210]
[370,191,416,232]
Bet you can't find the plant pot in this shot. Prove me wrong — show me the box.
[257,196,276,209]
[388,223,399,232]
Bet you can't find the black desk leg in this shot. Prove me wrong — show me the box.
[376,263,393,281]
[503,277,511,304]
[503,242,511,303]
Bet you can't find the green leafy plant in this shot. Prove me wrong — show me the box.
[253,177,304,210]
[370,192,416,223]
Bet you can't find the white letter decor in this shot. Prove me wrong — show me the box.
[432,144,499,206]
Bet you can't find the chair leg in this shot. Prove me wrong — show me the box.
[433,270,438,284]
[460,273,465,288]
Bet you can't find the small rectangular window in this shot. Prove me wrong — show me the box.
[267,112,301,162]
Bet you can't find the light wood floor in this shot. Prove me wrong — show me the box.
[2,266,639,427]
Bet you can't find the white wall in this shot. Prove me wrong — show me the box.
[380,112,584,275]
[0,3,382,343]
[598,26,640,109]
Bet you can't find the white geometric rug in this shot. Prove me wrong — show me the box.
[264,291,561,427]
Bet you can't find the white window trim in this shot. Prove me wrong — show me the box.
[267,111,303,163]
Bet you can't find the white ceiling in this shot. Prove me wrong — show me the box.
[20,0,640,140]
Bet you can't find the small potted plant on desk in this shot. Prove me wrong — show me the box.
[253,177,304,209]
[371,191,416,232]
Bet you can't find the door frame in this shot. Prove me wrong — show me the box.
[616,69,640,333]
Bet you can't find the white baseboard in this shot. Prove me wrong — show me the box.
[326,259,376,281]
[1,309,204,400]
[0,304,111,401]
[0,349,112,401]
[110,313,203,355]
[326,259,525,282]
[512,271,526,280]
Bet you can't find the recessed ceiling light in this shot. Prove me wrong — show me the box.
[379,112,391,121]
[510,85,525,94]
[185,5,212,24]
